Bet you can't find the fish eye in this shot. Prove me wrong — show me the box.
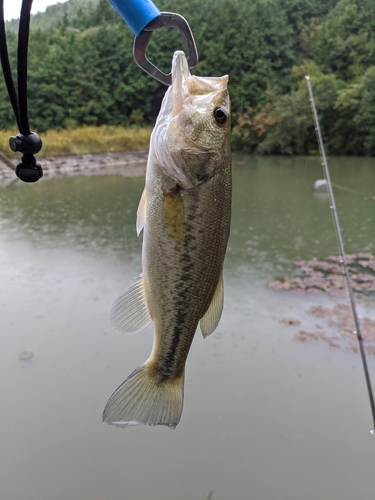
[213,106,228,125]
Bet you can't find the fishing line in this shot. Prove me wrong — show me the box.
[331,183,364,196]
[305,76,375,435]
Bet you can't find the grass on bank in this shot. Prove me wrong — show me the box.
[0,125,153,158]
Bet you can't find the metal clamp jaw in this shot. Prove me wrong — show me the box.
[133,12,198,86]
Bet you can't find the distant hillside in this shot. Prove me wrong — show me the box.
[5,0,100,32]
[1,0,375,156]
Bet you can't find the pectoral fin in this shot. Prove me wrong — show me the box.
[110,276,151,333]
[136,187,147,236]
[163,189,184,242]
[200,273,224,338]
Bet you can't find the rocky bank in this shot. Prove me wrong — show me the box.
[0,150,148,184]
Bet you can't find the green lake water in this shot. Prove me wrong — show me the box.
[1,154,375,500]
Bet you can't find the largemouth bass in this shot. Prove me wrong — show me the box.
[103,51,231,429]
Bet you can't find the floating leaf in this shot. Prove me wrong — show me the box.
[279,318,301,326]
[270,253,375,299]
[307,306,333,318]
[294,331,323,342]
[19,351,33,360]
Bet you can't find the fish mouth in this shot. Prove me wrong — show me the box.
[171,51,190,117]
[170,52,218,153]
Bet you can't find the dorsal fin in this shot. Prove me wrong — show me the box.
[200,273,224,338]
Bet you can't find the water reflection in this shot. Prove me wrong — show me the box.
[0,155,375,500]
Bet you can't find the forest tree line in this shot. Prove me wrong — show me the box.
[1,0,375,155]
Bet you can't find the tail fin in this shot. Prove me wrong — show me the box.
[103,364,184,429]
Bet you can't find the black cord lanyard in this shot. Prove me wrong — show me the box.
[0,0,43,182]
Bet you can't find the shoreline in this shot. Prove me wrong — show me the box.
[0,150,149,182]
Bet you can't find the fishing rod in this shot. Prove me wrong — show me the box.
[305,75,375,435]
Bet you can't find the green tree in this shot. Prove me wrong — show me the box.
[171,0,296,113]
[314,0,375,80]
[0,30,18,130]
[353,67,375,156]
[1,0,375,157]
[233,75,345,155]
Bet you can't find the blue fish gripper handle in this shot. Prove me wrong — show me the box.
[108,0,161,36]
